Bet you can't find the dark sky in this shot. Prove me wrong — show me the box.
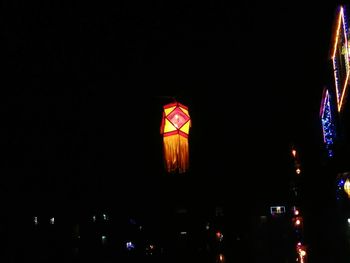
[1,1,339,213]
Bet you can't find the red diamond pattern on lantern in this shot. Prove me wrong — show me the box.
[167,107,190,130]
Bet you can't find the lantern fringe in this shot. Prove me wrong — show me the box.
[163,134,189,173]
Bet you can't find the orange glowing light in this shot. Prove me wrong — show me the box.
[292,149,296,157]
[294,216,302,227]
[344,178,350,197]
[331,7,344,60]
[160,102,191,174]
[331,6,350,112]
[296,243,307,261]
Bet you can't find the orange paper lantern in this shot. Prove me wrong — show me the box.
[160,102,191,173]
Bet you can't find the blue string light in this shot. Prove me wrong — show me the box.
[321,92,336,157]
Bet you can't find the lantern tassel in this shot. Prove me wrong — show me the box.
[163,134,189,173]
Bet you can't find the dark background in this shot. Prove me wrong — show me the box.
[1,2,341,258]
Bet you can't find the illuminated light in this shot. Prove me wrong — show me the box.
[347,218,350,224]
[218,253,225,262]
[126,241,135,250]
[33,216,38,225]
[296,243,307,263]
[294,210,300,216]
[298,248,307,262]
[339,6,350,112]
[216,231,224,241]
[180,231,187,235]
[160,102,191,174]
[344,179,350,197]
[270,206,286,215]
[294,216,302,227]
[333,59,341,103]
[331,6,350,112]
[92,215,96,222]
[174,114,180,128]
[146,244,155,256]
[50,217,55,225]
[331,7,343,59]
[103,214,108,221]
[101,235,107,244]
[292,149,297,157]
[320,88,336,157]
[296,168,301,174]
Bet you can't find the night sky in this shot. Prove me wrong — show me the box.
[1,1,339,215]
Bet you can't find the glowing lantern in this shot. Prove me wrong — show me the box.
[344,178,350,197]
[160,102,191,173]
